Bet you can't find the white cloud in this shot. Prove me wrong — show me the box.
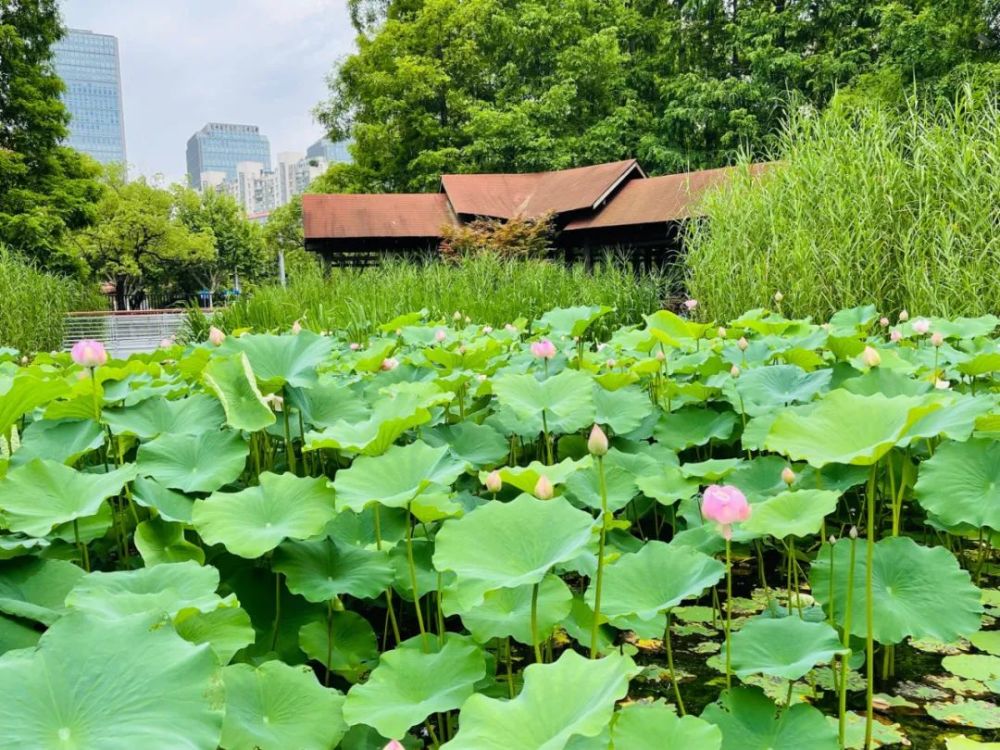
[59,0,355,184]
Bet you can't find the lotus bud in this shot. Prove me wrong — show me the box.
[717,326,727,338]
[504,323,517,333]
[738,337,749,351]
[931,332,944,347]
[70,339,108,368]
[849,526,858,540]
[588,424,609,457]
[291,320,303,335]
[349,342,361,351]
[20,355,28,365]
[828,535,836,545]
[684,299,698,311]
[465,316,471,324]
[656,350,666,362]
[912,319,930,335]
[383,741,406,750]
[206,326,225,346]
[484,470,502,494]
[861,346,881,368]
[534,475,554,501]
[730,365,740,378]
[395,328,403,336]
[380,357,399,371]
[159,338,172,348]
[530,339,556,360]
[482,325,493,334]
[879,317,889,327]
[435,329,447,342]
[773,291,784,303]
[605,358,616,369]
[781,467,795,485]
[890,330,902,343]
[898,310,909,322]
[935,378,951,390]
[453,311,462,321]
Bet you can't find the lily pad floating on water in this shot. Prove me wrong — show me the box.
[927,699,1000,729]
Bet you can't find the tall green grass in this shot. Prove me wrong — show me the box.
[0,248,105,353]
[685,91,1000,321]
[213,254,674,340]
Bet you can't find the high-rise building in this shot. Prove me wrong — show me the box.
[275,151,329,206]
[306,137,351,164]
[186,123,271,189]
[52,29,127,166]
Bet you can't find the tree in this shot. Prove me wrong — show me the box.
[316,0,999,192]
[74,170,215,310]
[0,0,103,270]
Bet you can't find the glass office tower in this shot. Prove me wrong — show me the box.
[52,29,127,166]
[186,123,271,188]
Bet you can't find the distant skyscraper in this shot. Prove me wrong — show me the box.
[52,29,127,166]
[186,123,271,189]
[306,137,351,164]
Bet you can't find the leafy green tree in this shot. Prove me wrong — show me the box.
[73,170,215,310]
[0,0,103,270]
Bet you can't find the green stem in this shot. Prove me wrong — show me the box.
[282,391,296,475]
[540,409,552,465]
[374,507,402,646]
[840,531,858,748]
[325,600,334,687]
[74,519,90,572]
[725,537,733,690]
[405,501,429,651]
[664,610,685,715]
[505,637,515,699]
[864,464,878,750]
[530,582,542,663]
[270,568,282,652]
[590,455,609,659]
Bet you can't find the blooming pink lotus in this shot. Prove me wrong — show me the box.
[530,339,556,360]
[890,329,902,343]
[684,299,698,311]
[71,339,107,368]
[912,319,930,335]
[701,485,751,540]
[208,326,225,346]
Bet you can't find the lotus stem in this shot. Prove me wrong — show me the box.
[404,501,429,651]
[664,610,686,715]
[505,637,515,699]
[530,581,542,663]
[325,599,334,687]
[864,463,877,750]
[724,537,733,690]
[590,454,609,659]
[90,368,101,422]
[839,531,858,747]
[282,389,296,475]
[270,568,282,652]
[374,506,402,646]
[73,519,90,572]
[540,409,553,465]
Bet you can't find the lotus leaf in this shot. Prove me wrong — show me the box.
[610,702,722,749]
[299,610,380,683]
[0,558,83,624]
[137,429,247,493]
[273,536,394,602]
[103,393,226,439]
[915,439,1000,529]
[742,489,840,538]
[174,604,255,664]
[701,687,838,749]
[221,330,334,389]
[134,517,205,565]
[202,353,276,432]
[729,365,832,416]
[488,456,591,494]
[131,475,196,523]
[536,305,612,338]
[654,406,737,450]
[11,418,103,466]
[727,616,846,680]
[492,368,596,434]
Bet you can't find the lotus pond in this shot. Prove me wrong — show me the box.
[3,304,1000,749]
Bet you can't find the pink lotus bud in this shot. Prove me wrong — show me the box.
[861,346,881,368]
[504,323,517,333]
[701,485,751,540]
[730,365,740,378]
[380,357,399,371]
[738,337,749,351]
[655,350,666,362]
[717,327,727,338]
[159,338,172,348]
[71,339,108,368]
[349,342,361,351]
[912,319,930,335]
[684,299,698,311]
[484,470,502,494]
[534,475,554,501]
[879,317,889,328]
[890,330,902,343]
[383,742,406,750]
[20,355,28,365]
[453,311,462,321]
[849,526,858,539]
[588,424,609,457]
[291,320,303,335]
[828,535,836,545]
[530,339,556,360]
[482,326,493,334]
[435,329,447,342]
[898,310,909,322]
[605,358,616,369]
[935,378,951,390]
[931,332,944,347]
[208,326,225,346]
[781,467,796,485]
[773,291,784,303]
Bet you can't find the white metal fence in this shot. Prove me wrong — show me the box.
[63,311,189,358]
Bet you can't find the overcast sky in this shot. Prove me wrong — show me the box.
[60,0,356,185]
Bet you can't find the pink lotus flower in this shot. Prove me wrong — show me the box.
[383,742,406,750]
[890,330,902,343]
[435,329,447,342]
[737,337,749,351]
[484,470,502,494]
[730,365,740,378]
[781,467,796,485]
[684,299,698,311]
[534,475,554,500]
[655,350,666,362]
[717,327,727,338]
[71,339,107,368]
[879,317,889,328]
[349,342,361,351]
[861,346,881,368]
[530,339,556,360]
[931,332,944,347]
[912,319,930,335]
[605,358,616,369]
[588,424,609,456]
[208,326,225,346]
[380,357,399,371]
[701,485,751,540]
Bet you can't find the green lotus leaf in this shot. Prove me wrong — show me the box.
[943,655,1000,682]
[328,505,409,549]
[333,441,465,513]
[701,687,838,750]
[593,385,656,435]
[914,439,1000,529]
[134,517,205,566]
[0,612,222,749]
[932,315,1000,339]
[0,613,40,655]
[742,489,840,539]
[565,459,639,512]
[492,368,596,434]
[727,616,846,680]
[443,573,572,646]
[11,418,103,466]
[765,391,936,467]
[299,610,380,683]
[103,393,226,439]
[654,406,737,451]
[273,536,394,602]
[131,476,195,523]
[193,473,337,558]
[174,604,255,665]
[958,352,1000,377]
[423,422,509,467]
[945,735,1000,750]
[65,560,227,619]
[926,699,1000,729]
[726,456,793,501]
[635,467,700,506]
[610,701,722,749]
[680,458,742,481]
[0,373,68,437]
[285,377,370,429]
[390,538,452,601]
[970,631,1000,655]
[201,352,277,432]
[588,541,724,621]
[0,459,137,536]
[137,429,248,493]
[0,558,84,624]
[536,305,612,338]
[811,536,982,644]
[343,634,488,739]
[487,456,591,494]
[840,366,930,398]
[221,330,334,389]
[432,494,595,608]
[727,365,832,417]
[829,304,879,330]
[900,394,995,446]
[221,661,347,750]
[441,650,635,750]
[645,309,712,342]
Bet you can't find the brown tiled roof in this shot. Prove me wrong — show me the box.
[564,163,769,231]
[302,193,456,239]
[442,159,642,219]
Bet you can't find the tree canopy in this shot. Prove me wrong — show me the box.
[318,0,1000,192]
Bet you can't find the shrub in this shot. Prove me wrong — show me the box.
[439,213,555,262]
[685,90,1000,321]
